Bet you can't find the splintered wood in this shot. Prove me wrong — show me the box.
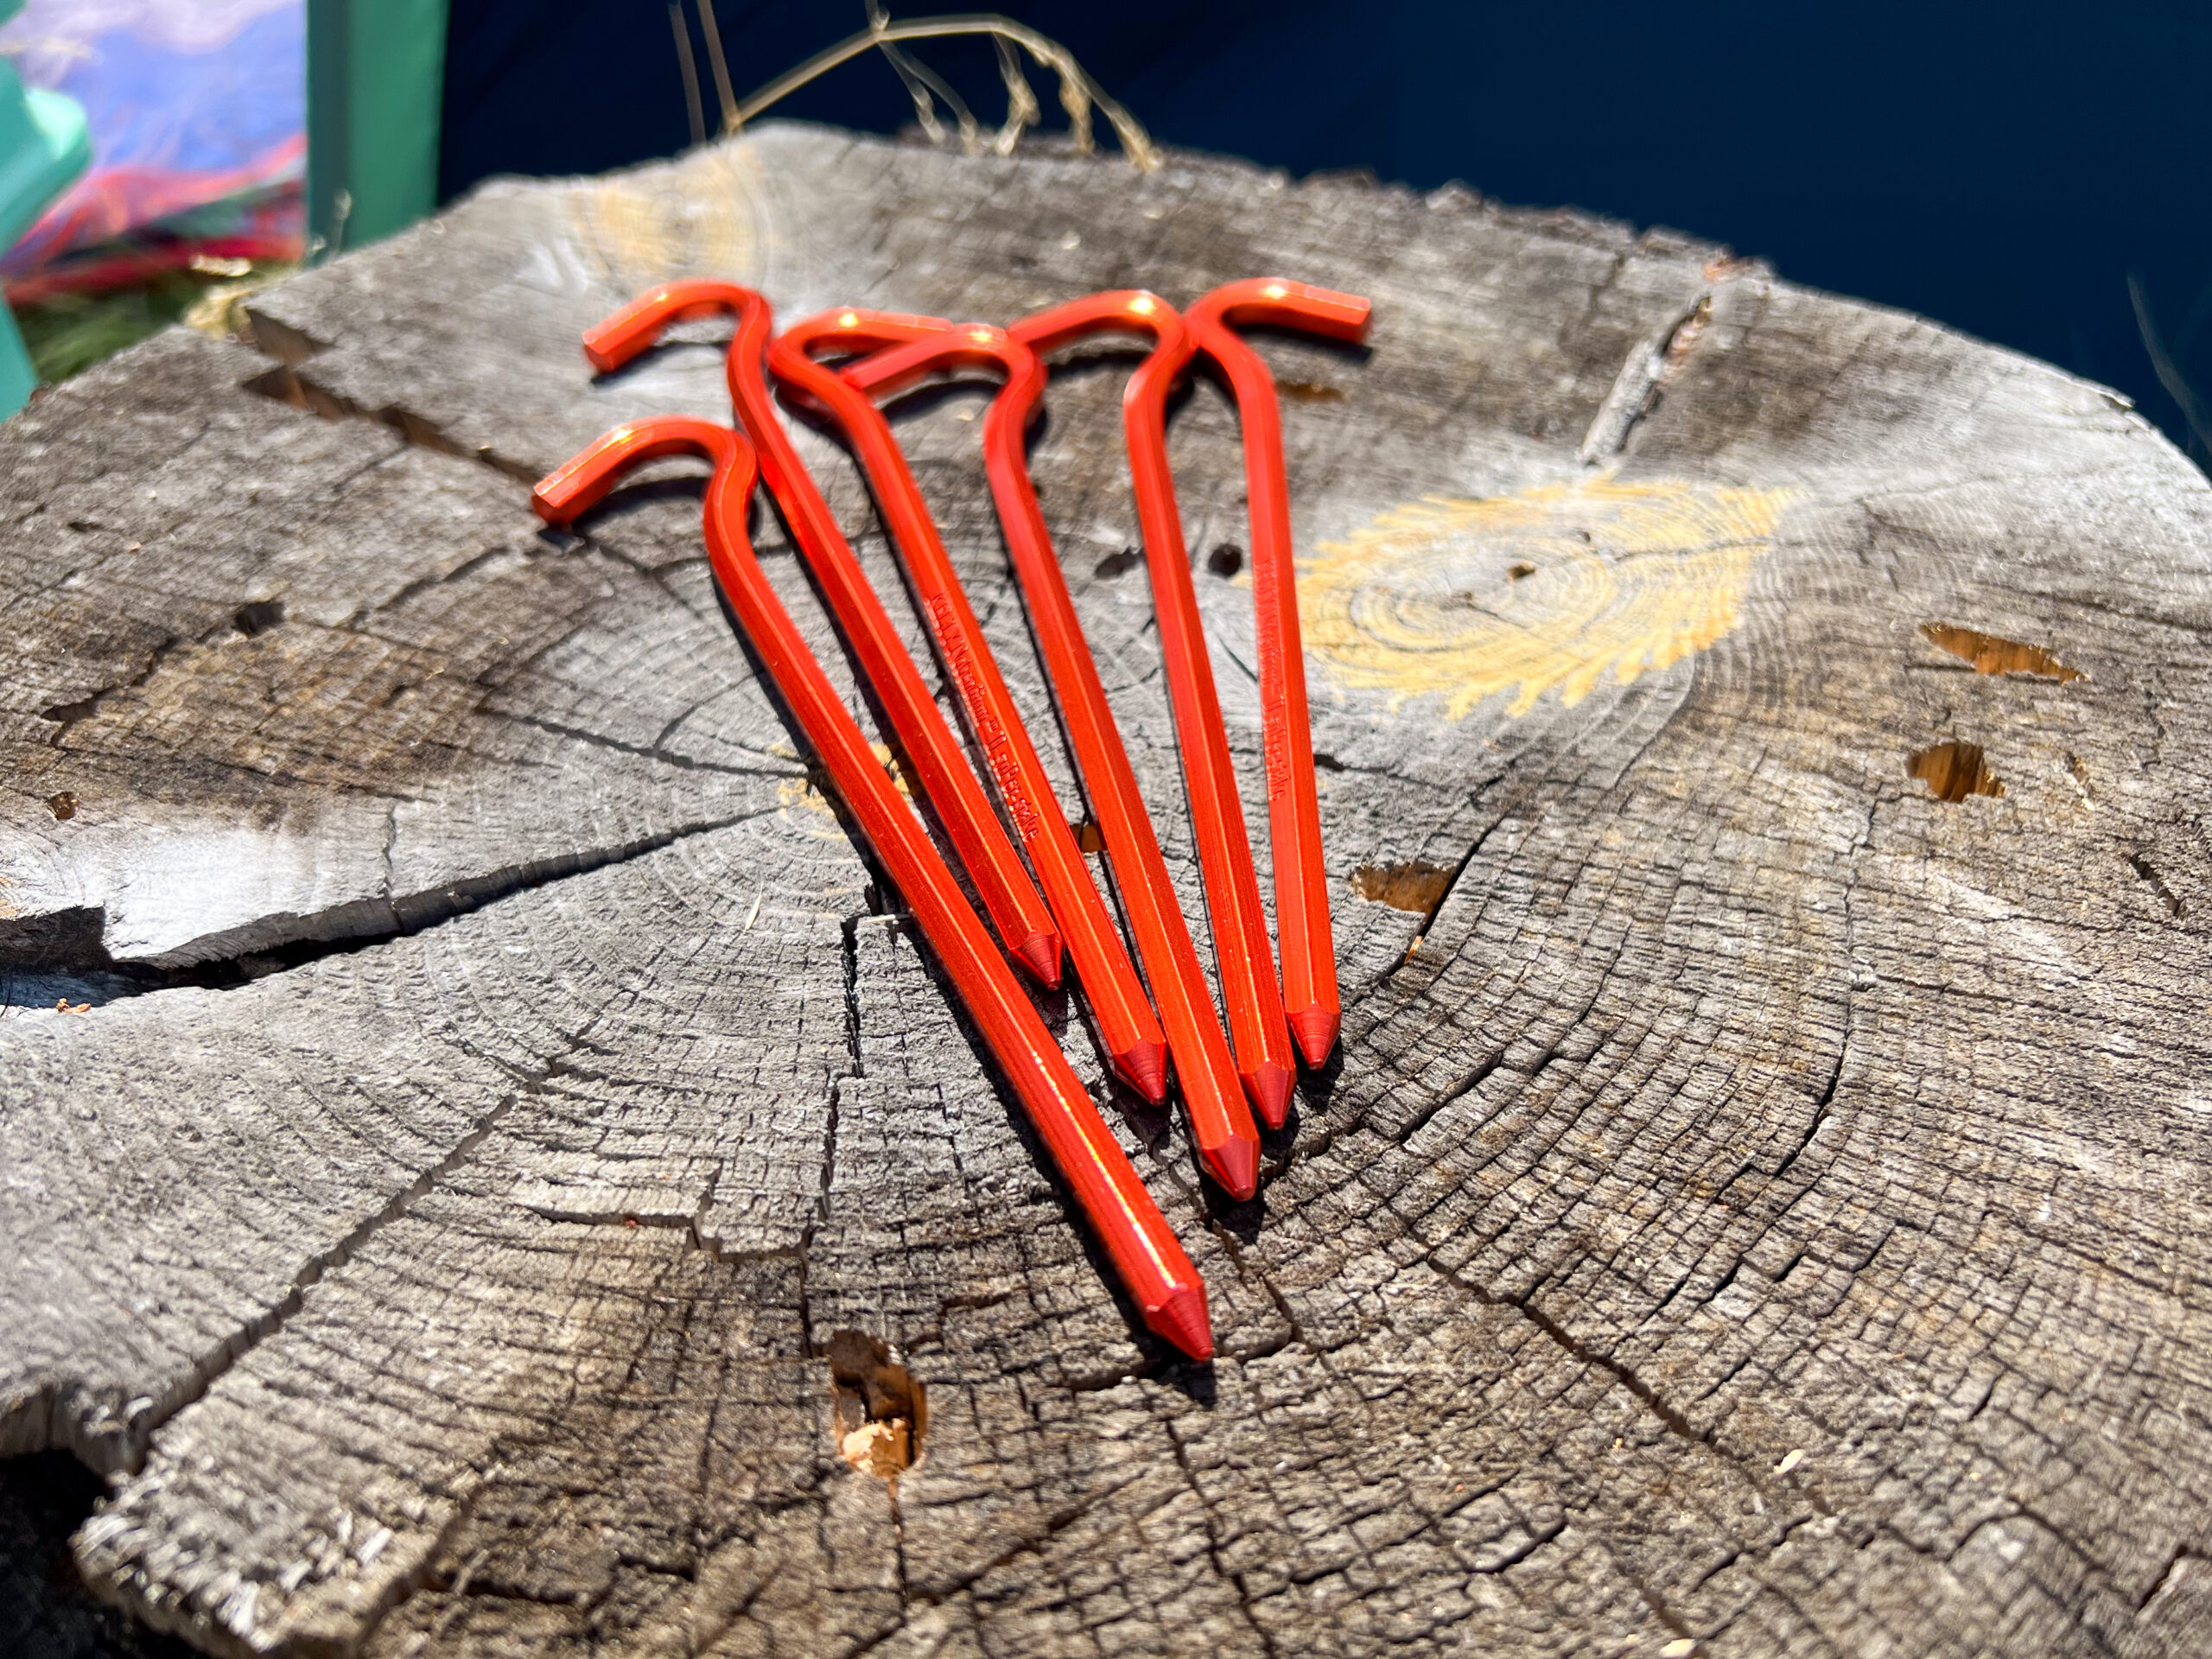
[4,124,2212,1658]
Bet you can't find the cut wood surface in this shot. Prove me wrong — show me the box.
[3,122,2211,1657]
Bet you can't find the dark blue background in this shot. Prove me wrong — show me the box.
[442,3,2212,466]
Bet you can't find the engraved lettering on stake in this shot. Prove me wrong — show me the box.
[1255,559,1291,800]
[926,591,1041,839]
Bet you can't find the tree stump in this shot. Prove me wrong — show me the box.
[4,123,2210,1658]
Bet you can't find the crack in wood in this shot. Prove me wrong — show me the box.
[2,809,773,1004]
[1579,290,1717,463]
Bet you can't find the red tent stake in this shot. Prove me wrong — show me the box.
[842,315,1260,1199]
[771,308,1174,1114]
[1185,279,1373,1071]
[1013,292,1298,1127]
[579,283,1062,987]
[532,415,1211,1361]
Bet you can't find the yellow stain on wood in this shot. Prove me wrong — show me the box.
[1300,474,1790,718]
[565,144,766,294]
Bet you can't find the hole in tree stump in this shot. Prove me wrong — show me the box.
[1094,547,1140,580]
[2128,854,2183,916]
[1919,623,2082,682]
[1351,859,1454,912]
[233,600,285,636]
[826,1330,925,1479]
[1908,740,2005,804]
[0,1451,197,1657]
[1206,542,1243,577]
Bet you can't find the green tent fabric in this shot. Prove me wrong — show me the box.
[0,0,89,413]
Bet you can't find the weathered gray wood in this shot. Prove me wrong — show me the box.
[5,120,2212,1657]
